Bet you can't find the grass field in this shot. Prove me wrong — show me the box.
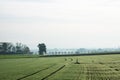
[0,54,120,80]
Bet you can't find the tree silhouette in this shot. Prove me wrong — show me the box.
[2,42,13,53]
[37,43,46,55]
[2,43,8,53]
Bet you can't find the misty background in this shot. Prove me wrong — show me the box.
[1,0,120,50]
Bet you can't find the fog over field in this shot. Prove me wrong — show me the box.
[0,0,120,49]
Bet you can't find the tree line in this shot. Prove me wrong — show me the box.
[0,42,30,54]
[0,42,47,55]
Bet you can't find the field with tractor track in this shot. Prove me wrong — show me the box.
[0,54,120,80]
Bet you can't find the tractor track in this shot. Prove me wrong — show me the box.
[41,65,65,80]
[17,64,56,80]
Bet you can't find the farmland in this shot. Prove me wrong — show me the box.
[0,54,120,80]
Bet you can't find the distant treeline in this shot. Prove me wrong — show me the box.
[0,42,31,54]
[40,52,120,57]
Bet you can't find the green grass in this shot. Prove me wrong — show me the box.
[0,54,120,80]
[0,54,39,59]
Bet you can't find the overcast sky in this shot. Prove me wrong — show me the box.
[1,0,120,49]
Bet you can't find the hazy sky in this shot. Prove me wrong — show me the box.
[1,0,120,49]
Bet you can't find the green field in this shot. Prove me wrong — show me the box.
[0,54,120,80]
